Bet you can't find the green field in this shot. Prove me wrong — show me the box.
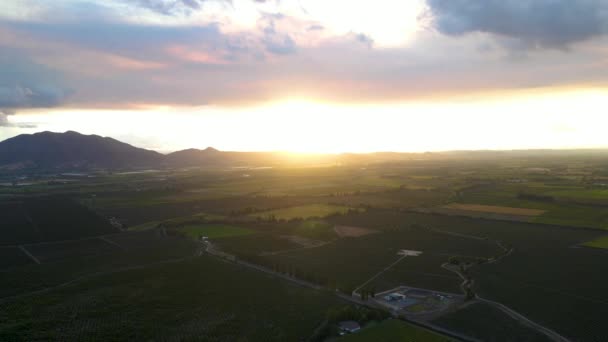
[253,204,354,220]
[338,319,452,341]
[0,255,342,341]
[3,153,608,341]
[433,302,551,341]
[265,212,501,293]
[0,231,198,298]
[582,235,608,249]
[294,219,337,240]
[0,197,117,245]
[178,224,254,239]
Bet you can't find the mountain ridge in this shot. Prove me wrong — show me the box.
[3,130,608,171]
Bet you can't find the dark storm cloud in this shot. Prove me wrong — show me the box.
[426,0,608,48]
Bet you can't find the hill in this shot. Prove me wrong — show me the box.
[0,131,163,170]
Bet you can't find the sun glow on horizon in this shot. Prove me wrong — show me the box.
[5,88,608,154]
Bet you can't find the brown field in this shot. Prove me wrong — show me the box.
[444,203,545,216]
[333,225,378,238]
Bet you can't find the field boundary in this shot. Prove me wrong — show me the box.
[18,245,41,264]
[352,255,408,297]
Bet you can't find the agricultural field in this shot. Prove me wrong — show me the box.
[581,235,608,249]
[25,238,121,263]
[0,197,117,246]
[392,212,608,341]
[215,233,303,256]
[3,155,608,340]
[338,319,452,341]
[252,204,354,220]
[0,255,343,341]
[0,247,33,270]
[263,214,501,293]
[433,302,551,342]
[444,203,546,216]
[455,182,608,230]
[0,231,198,298]
[178,224,254,239]
[0,202,37,245]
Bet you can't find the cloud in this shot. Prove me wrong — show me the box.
[0,110,11,126]
[307,24,324,31]
[425,0,608,48]
[1,0,608,113]
[258,13,297,55]
[0,54,70,112]
[127,0,208,16]
[0,109,36,128]
[0,85,68,109]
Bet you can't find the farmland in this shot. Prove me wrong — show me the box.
[582,235,608,249]
[252,204,354,220]
[338,319,452,341]
[178,224,254,239]
[0,197,116,246]
[0,255,343,341]
[444,203,546,216]
[433,302,551,341]
[3,152,608,340]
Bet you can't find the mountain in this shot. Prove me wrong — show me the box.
[165,147,226,166]
[165,148,295,167]
[0,131,415,171]
[0,131,163,170]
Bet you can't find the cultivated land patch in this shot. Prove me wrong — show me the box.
[444,204,546,216]
[334,225,378,238]
[338,319,452,341]
[0,256,342,341]
[433,302,551,342]
[178,224,254,240]
[252,204,353,220]
[581,235,608,249]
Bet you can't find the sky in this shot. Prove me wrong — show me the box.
[1,0,608,153]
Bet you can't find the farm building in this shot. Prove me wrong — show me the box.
[338,321,361,334]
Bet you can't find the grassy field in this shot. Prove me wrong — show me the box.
[3,157,608,340]
[338,319,452,341]
[444,203,545,216]
[0,247,33,270]
[293,219,337,240]
[582,235,608,249]
[265,213,501,293]
[178,224,254,239]
[0,197,117,245]
[252,204,353,220]
[0,255,342,341]
[433,302,551,342]
[0,231,198,298]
